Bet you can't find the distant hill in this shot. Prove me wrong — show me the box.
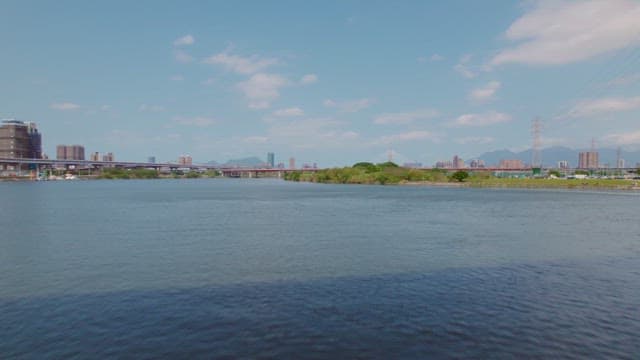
[476,146,640,168]
[221,156,265,168]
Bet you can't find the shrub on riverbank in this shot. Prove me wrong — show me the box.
[284,163,451,185]
[99,168,159,179]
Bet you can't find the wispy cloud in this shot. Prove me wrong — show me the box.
[237,73,289,109]
[265,118,359,149]
[201,78,216,86]
[454,54,477,79]
[173,116,216,127]
[173,34,195,47]
[139,104,165,112]
[273,107,304,117]
[566,96,640,118]
[374,109,438,125]
[603,130,640,147]
[170,75,184,81]
[491,0,640,66]
[50,102,80,110]
[300,73,318,85]
[174,50,193,63]
[242,136,269,144]
[324,98,373,113]
[375,131,438,145]
[469,81,501,103]
[204,51,278,75]
[451,111,511,127]
[607,73,640,87]
[454,136,495,145]
[418,54,445,63]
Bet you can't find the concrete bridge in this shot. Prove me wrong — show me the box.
[0,157,321,177]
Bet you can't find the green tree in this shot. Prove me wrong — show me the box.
[352,162,380,173]
[450,170,469,182]
[377,161,399,169]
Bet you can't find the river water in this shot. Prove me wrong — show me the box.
[1,179,639,358]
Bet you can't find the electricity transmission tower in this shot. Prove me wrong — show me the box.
[531,118,543,169]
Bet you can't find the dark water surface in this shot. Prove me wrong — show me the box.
[1,179,639,358]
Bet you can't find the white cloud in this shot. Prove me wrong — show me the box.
[603,130,640,146]
[100,105,111,111]
[454,136,495,145]
[237,73,289,109]
[174,50,193,63]
[204,52,278,75]
[607,73,640,87]
[273,107,304,117]
[491,0,640,66]
[170,75,184,81]
[567,96,640,118]
[139,104,165,112]
[451,111,511,127]
[173,34,195,46]
[50,102,80,110]
[469,81,501,103]
[323,98,373,113]
[173,116,216,127]
[374,109,438,125]
[375,131,438,145]
[300,74,318,85]
[454,54,477,79]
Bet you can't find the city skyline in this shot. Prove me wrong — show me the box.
[2,1,640,166]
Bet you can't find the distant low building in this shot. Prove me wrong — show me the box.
[148,156,156,164]
[102,152,114,162]
[557,160,569,169]
[289,157,295,169]
[90,152,100,161]
[435,160,453,168]
[499,159,524,169]
[469,159,485,168]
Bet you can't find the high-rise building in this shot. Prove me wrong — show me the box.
[90,152,100,161]
[469,159,485,168]
[617,158,625,169]
[578,151,599,169]
[267,152,275,168]
[178,155,192,166]
[0,120,42,159]
[452,155,465,169]
[499,159,524,169]
[289,157,295,169]
[102,152,114,162]
[56,145,85,160]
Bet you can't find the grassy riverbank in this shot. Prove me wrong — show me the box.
[284,162,640,190]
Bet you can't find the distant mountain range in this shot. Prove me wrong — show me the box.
[475,146,640,168]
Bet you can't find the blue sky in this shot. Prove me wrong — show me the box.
[1,0,640,166]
